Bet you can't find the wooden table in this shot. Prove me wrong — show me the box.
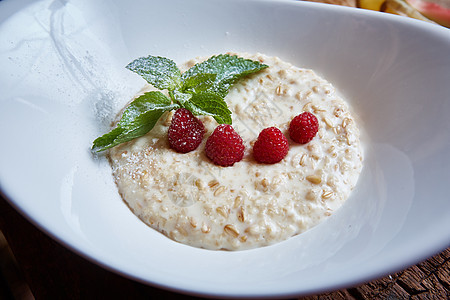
[0,1,449,299]
[0,195,449,299]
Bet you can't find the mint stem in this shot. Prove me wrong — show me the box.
[168,90,177,104]
[92,54,268,152]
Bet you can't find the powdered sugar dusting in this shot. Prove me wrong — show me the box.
[109,53,364,250]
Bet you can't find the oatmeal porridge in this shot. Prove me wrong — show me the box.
[108,53,363,250]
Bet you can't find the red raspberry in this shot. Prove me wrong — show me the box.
[168,108,205,153]
[253,127,289,164]
[205,124,245,167]
[289,112,319,144]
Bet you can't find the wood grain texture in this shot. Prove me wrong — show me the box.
[301,250,450,299]
[0,195,449,299]
[1,3,448,299]
[297,0,450,295]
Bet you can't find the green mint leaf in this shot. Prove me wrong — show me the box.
[126,55,181,91]
[92,126,128,153]
[93,54,269,152]
[92,91,179,152]
[118,91,173,126]
[183,92,232,125]
[182,73,217,94]
[172,90,192,106]
[181,54,268,98]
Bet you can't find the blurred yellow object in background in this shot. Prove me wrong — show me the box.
[381,0,436,21]
[357,0,385,10]
[357,0,439,24]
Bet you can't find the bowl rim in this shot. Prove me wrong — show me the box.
[0,0,450,298]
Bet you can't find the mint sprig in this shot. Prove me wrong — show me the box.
[126,55,182,91]
[92,91,178,152]
[92,54,268,152]
[181,54,267,98]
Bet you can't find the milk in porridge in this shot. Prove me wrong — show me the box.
[108,53,363,250]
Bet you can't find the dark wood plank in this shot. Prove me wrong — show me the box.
[1,194,449,299]
[0,196,203,299]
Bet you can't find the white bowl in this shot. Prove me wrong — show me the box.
[1,0,449,297]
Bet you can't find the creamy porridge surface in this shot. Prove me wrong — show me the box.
[109,53,363,250]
